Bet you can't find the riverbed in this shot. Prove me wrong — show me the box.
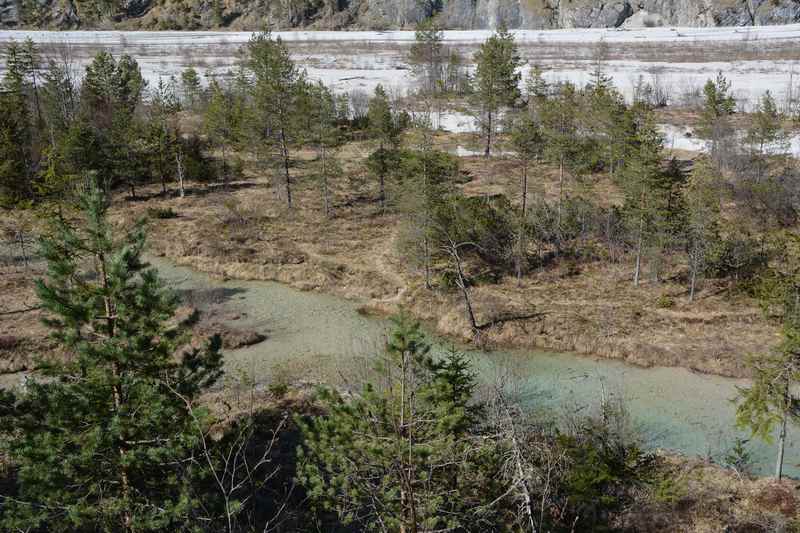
[1,26,799,106]
[148,255,797,478]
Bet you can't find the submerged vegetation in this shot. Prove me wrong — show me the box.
[1,23,800,531]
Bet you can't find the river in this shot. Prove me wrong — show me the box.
[148,255,797,478]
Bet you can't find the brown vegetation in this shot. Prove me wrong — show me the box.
[97,128,780,379]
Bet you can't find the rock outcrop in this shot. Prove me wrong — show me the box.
[0,0,798,29]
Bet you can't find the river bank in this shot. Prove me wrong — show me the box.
[116,140,778,381]
[146,254,797,479]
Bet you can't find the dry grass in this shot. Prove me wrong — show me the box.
[627,455,799,531]
[102,130,780,379]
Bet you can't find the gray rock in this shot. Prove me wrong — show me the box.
[122,0,154,18]
[1,0,799,30]
[558,0,633,27]
[0,0,19,26]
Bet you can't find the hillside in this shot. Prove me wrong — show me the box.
[2,0,800,30]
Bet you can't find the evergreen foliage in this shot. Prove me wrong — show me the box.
[0,183,223,531]
[297,315,503,531]
[472,25,521,157]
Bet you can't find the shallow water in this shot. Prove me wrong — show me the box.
[151,256,797,477]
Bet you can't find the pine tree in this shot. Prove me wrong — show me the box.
[746,90,789,183]
[204,78,244,189]
[684,157,722,302]
[510,112,544,283]
[305,81,342,217]
[147,77,182,195]
[246,29,303,208]
[540,82,580,235]
[525,64,548,103]
[618,104,669,286]
[472,25,522,157]
[180,67,202,109]
[82,51,146,131]
[0,183,223,531]
[80,51,147,196]
[698,71,736,137]
[367,84,403,210]
[0,40,34,207]
[297,316,500,532]
[737,244,800,479]
[409,18,444,95]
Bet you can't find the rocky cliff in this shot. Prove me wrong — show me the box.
[1,0,799,30]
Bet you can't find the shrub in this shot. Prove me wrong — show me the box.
[147,206,178,219]
[705,236,767,281]
[656,294,675,309]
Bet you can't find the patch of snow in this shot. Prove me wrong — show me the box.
[659,124,709,152]
[435,111,476,133]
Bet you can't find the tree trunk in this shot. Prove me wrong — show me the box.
[280,127,292,208]
[423,234,432,290]
[321,145,330,217]
[100,254,132,532]
[176,148,185,198]
[221,143,229,190]
[689,259,697,303]
[633,214,644,287]
[776,389,789,480]
[449,243,478,331]
[521,163,528,217]
[557,156,564,231]
[484,109,492,158]
[379,141,386,210]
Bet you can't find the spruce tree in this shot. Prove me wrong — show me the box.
[0,183,223,532]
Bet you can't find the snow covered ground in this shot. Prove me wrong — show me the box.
[1,25,799,106]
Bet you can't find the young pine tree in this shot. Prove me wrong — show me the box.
[472,25,522,157]
[297,315,500,532]
[0,183,223,532]
[510,112,544,283]
[180,66,202,110]
[698,71,736,137]
[204,78,244,189]
[684,157,722,302]
[746,90,789,183]
[409,18,444,95]
[306,81,342,217]
[619,105,668,286]
[246,29,303,208]
[367,84,404,210]
[540,82,580,235]
[737,244,800,480]
[0,39,35,206]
